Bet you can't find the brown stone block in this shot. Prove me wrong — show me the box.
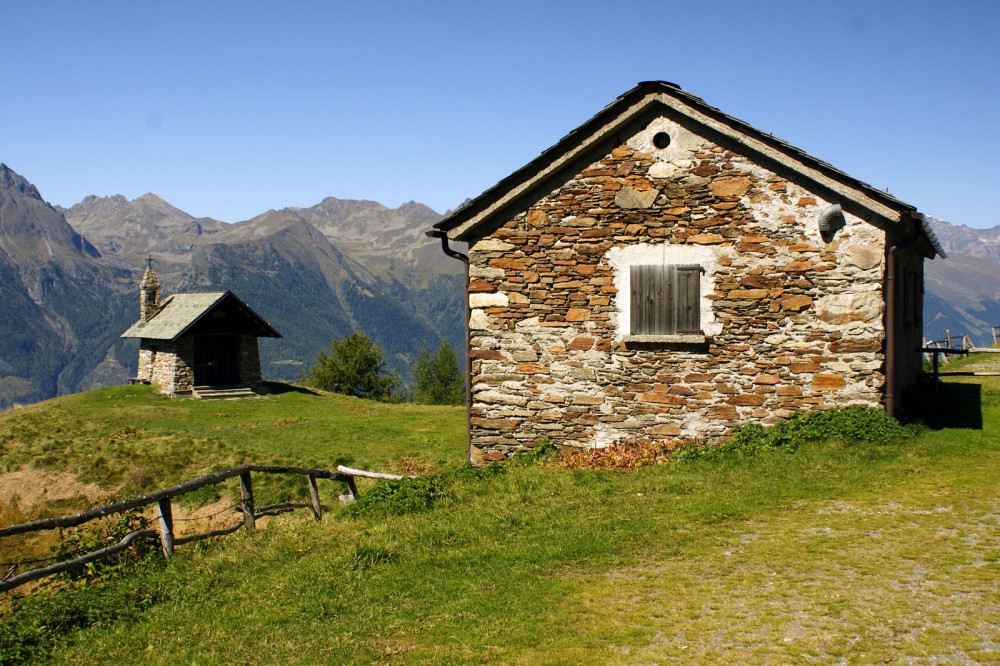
[829,338,881,353]
[516,362,550,375]
[578,242,613,256]
[527,210,550,227]
[728,394,766,406]
[768,182,787,191]
[715,383,739,394]
[709,177,751,198]
[789,362,821,373]
[783,260,813,272]
[728,289,769,299]
[648,424,683,436]
[574,395,605,405]
[468,279,494,292]
[471,417,518,432]
[565,308,590,322]
[492,258,530,270]
[642,392,686,405]
[753,374,780,385]
[611,146,633,158]
[812,374,847,390]
[688,233,725,245]
[669,385,696,396]
[470,349,506,360]
[740,275,777,289]
[692,163,720,177]
[781,295,813,311]
[712,202,740,211]
[691,217,727,228]
[582,167,615,177]
[796,197,818,207]
[787,243,818,252]
[566,337,595,351]
[709,405,738,419]
[684,373,713,382]
[776,385,803,396]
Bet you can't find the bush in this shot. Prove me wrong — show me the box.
[301,333,399,401]
[682,405,915,461]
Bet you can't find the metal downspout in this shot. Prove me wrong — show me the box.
[885,214,924,418]
[426,230,473,460]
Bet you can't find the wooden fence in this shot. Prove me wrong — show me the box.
[921,326,1000,379]
[0,464,405,593]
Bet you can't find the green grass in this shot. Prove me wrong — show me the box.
[0,383,466,505]
[2,378,999,664]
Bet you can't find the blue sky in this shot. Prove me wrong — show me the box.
[3,1,998,228]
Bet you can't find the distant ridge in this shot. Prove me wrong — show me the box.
[0,165,466,409]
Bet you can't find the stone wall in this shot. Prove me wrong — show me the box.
[140,338,194,396]
[465,116,888,462]
[238,335,262,385]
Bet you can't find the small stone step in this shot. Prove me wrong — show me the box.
[193,386,258,399]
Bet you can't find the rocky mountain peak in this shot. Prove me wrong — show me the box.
[0,163,44,201]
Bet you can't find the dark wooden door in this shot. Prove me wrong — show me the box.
[194,335,239,385]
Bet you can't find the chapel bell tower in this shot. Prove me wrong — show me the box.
[139,256,161,323]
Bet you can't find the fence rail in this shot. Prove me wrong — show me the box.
[0,463,405,592]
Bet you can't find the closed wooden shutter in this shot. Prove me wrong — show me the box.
[675,265,702,334]
[630,264,702,335]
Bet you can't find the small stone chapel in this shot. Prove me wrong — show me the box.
[121,260,281,397]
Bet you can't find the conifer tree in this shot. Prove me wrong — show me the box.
[412,339,464,405]
[302,332,398,401]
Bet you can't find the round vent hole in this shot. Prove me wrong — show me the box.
[652,132,671,149]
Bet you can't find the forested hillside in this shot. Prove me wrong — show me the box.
[0,165,465,409]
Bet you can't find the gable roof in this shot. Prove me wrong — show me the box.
[121,291,281,341]
[434,81,943,257]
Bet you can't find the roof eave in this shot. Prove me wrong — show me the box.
[436,82,917,242]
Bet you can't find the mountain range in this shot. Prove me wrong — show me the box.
[0,164,465,410]
[0,163,997,410]
[923,217,1000,346]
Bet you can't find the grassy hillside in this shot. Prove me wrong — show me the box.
[2,375,999,664]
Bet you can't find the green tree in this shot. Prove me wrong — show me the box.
[412,339,465,405]
[302,332,398,401]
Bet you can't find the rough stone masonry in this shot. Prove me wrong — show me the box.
[463,114,888,463]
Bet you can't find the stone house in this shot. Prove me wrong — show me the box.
[428,81,944,463]
[121,262,281,396]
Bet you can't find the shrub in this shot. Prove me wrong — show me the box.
[681,405,915,461]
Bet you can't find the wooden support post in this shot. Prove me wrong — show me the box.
[239,472,255,530]
[946,329,951,348]
[345,477,359,503]
[307,475,322,521]
[157,498,174,559]
[932,350,940,380]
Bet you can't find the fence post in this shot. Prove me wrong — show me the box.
[307,475,322,521]
[993,326,998,345]
[239,472,256,530]
[157,499,174,559]
[946,329,952,348]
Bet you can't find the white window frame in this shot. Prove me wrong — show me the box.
[607,243,724,344]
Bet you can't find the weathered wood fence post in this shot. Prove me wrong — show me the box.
[157,498,174,558]
[239,472,255,530]
[307,475,322,521]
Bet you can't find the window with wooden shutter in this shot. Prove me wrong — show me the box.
[630,264,703,335]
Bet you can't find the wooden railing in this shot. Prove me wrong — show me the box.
[0,464,405,592]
